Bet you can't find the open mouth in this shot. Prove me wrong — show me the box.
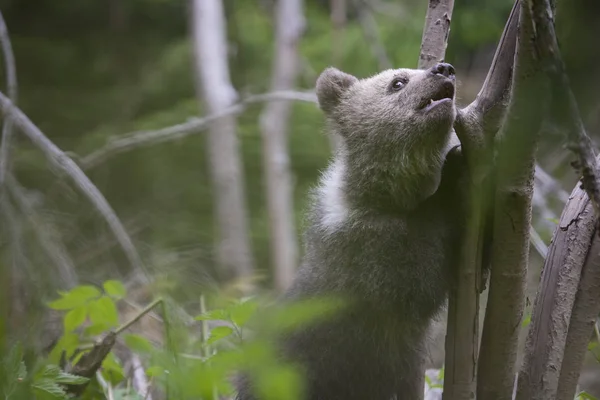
[418,81,455,112]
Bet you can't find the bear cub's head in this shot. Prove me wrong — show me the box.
[316,63,458,212]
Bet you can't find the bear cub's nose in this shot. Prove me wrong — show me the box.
[430,62,455,78]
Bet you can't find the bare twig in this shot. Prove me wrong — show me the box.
[535,164,569,203]
[81,90,317,169]
[528,0,600,216]
[479,1,547,398]
[529,226,548,259]
[6,174,78,288]
[0,92,148,280]
[418,0,454,69]
[0,9,17,186]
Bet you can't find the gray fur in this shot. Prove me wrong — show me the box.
[235,64,467,400]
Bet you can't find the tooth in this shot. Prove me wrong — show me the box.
[429,99,434,105]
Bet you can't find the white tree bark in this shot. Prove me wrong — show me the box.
[191,0,255,282]
[259,0,305,291]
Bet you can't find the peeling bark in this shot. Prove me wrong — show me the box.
[517,182,595,400]
[557,202,600,400]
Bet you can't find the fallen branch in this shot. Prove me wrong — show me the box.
[0,92,148,281]
[80,90,317,169]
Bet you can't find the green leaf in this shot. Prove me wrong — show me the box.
[84,323,110,337]
[48,333,80,363]
[17,361,27,380]
[47,285,101,310]
[230,299,258,328]
[145,366,164,378]
[2,342,26,395]
[63,306,87,333]
[32,378,67,399]
[54,371,88,385]
[111,387,145,400]
[207,326,234,345]
[522,314,531,328]
[577,391,599,400]
[195,309,229,322]
[88,296,119,329]
[123,334,154,353]
[101,352,125,384]
[41,364,61,378]
[103,280,126,299]
[589,342,598,351]
[424,374,433,387]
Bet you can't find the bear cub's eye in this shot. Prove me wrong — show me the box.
[390,78,408,91]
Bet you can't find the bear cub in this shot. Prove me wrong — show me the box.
[236,63,467,400]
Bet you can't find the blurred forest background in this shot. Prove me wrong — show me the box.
[1,0,600,398]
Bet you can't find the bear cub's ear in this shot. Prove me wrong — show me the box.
[316,67,358,114]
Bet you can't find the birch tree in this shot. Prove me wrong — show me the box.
[259,0,305,292]
[191,0,255,283]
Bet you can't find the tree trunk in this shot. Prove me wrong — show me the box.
[512,176,595,400]
[260,0,305,292]
[477,2,547,399]
[190,0,255,283]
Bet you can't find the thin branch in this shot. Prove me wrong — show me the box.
[535,164,569,203]
[418,0,454,69]
[529,226,548,259]
[80,90,317,169]
[0,92,148,281]
[0,9,17,186]
[528,0,600,216]
[5,173,78,288]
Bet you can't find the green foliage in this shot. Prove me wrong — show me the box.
[33,281,349,399]
[1,342,89,400]
[577,392,600,400]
